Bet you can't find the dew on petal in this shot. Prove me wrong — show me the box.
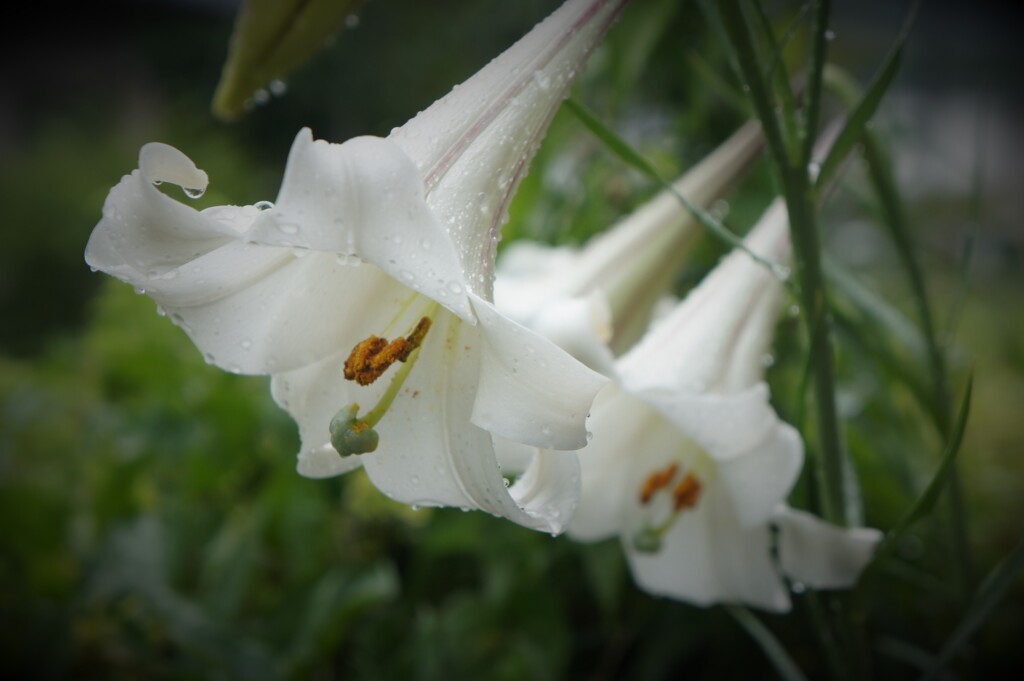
[254,200,274,211]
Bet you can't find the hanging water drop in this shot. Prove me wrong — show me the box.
[254,200,274,211]
[182,186,205,199]
[771,263,791,281]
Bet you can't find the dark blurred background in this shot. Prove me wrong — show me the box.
[1,0,1021,678]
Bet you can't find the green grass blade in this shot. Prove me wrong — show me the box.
[862,373,973,579]
[923,537,1024,680]
[726,605,810,681]
[814,0,920,190]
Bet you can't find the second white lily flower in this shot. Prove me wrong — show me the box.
[567,200,882,611]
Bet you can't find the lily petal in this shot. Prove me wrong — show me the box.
[247,130,475,322]
[469,293,608,450]
[569,383,677,541]
[391,0,629,296]
[775,505,883,589]
[716,420,803,528]
[627,488,790,612]
[356,308,579,533]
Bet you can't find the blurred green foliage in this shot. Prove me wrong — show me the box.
[1,0,1022,678]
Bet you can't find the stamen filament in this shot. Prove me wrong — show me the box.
[331,302,441,457]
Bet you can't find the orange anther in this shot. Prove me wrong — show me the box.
[671,472,702,511]
[343,317,432,386]
[639,462,679,505]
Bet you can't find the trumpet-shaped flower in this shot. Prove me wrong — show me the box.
[84,0,628,533]
[568,200,881,611]
[495,120,764,368]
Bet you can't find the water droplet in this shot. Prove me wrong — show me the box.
[240,338,253,350]
[204,352,216,364]
[446,281,463,295]
[392,234,404,245]
[825,29,836,41]
[419,238,432,251]
[771,263,791,281]
[182,186,205,199]
[540,424,552,436]
[761,353,775,368]
[277,222,299,235]
[791,581,806,594]
[586,430,594,442]
[269,79,287,96]
[133,286,146,295]
[532,70,552,90]
[291,247,309,258]
[253,88,270,105]
[152,179,163,186]
[788,304,801,318]
[228,364,242,374]
[254,200,274,211]
[345,13,360,28]
[400,270,415,282]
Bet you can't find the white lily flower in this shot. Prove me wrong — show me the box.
[84,0,628,533]
[568,199,882,611]
[495,120,764,371]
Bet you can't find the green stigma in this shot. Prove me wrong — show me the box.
[330,404,380,456]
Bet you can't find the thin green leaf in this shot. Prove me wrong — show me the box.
[686,51,749,113]
[862,373,973,579]
[875,638,958,680]
[825,257,929,360]
[726,605,810,681]
[923,537,1024,680]
[213,0,362,121]
[814,0,920,189]
[563,98,792,285]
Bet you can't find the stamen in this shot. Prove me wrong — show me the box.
[672,472,702,511]
[331,306,439,457]
[631,468,704,554]
[639,462,679,504]
[344,317,433,386]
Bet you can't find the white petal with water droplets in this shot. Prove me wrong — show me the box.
[357,309,576,533]
[246,130,474,322]
[469,293,607,451]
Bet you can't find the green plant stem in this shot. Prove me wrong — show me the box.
[719,0,848,528]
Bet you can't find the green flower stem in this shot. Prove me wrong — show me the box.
[719,0,849,528]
